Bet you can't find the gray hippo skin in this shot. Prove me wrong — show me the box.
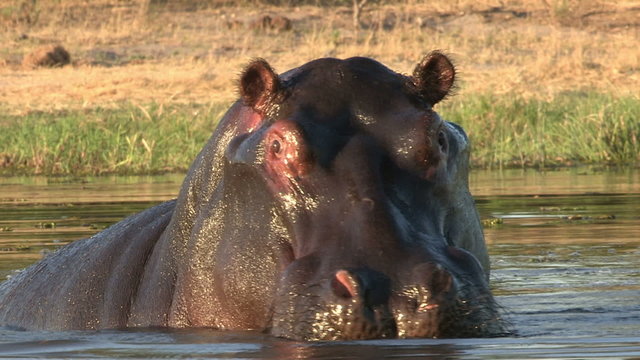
[0,52,505,340]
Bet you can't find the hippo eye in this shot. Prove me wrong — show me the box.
[270,139,282,154]
[438,130,447,153]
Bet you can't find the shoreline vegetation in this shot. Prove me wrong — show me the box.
[1,92,638,176]
[1,0,639,175]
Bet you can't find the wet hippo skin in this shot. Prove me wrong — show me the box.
[0,52,506,340]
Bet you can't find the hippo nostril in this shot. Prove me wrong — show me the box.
[413,262,455,296]
[407,297,420,312]
[332,270,359,299]
[429,264,453,295]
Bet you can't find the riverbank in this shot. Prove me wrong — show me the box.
[1,92,637,176]
[1,0,638,174]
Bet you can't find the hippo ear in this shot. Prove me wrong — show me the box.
[240,58,282,112]
[411,51,455,105]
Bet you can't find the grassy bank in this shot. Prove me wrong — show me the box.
[443,93,640,169]
[1,92,638,176]
[0,103,230,175]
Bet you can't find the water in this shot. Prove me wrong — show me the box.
[0,169,639,359]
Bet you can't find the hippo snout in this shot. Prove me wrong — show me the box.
[328,264,455,315]
[271,247,500,341]
[330,263,460,339]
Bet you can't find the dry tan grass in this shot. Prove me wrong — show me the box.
[0,0,638,114]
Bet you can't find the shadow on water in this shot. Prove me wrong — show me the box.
[0,168,639,359]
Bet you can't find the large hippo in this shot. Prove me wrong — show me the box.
[0,52,506,340]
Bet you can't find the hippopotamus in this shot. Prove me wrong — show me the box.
[0,52,506,340]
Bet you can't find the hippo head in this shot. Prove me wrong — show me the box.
[179,53,505,340]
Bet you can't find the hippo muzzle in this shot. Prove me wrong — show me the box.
[0,52,505,340]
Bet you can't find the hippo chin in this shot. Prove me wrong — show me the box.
[0,52,507,340]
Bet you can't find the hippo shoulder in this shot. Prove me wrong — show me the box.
[0,200,176,330]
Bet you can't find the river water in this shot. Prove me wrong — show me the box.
[0,169,638,359]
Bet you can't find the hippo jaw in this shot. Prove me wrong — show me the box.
[221,53,506,340]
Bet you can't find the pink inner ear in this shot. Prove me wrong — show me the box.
[412,52,455,105]
[249,71,272,110]
[240,59,280,112]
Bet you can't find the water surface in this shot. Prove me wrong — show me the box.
[0,169,638,359]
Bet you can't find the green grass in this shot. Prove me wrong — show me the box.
[0,92,638,176]
[0,103,230,175]
[441,92,640,169]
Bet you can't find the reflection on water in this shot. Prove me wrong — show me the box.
[0,174,183,276]
[0,168,639,359]
[470,169,640,344]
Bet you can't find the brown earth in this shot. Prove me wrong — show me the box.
[0,0,638,114]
